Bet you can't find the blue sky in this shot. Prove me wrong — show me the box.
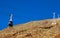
[0,0,60,30]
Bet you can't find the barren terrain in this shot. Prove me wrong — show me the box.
[0,18,60,38]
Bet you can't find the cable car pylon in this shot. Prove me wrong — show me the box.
[51,12,56,25]
[8,13,13,27]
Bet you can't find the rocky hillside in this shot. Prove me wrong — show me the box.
[0,18,60,38]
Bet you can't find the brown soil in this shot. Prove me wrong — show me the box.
[55,34,60,38]
[0,18,60,38]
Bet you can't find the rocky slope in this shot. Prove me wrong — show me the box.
[0,18,60,38]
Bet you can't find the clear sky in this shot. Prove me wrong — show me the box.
[0,0,60,30]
